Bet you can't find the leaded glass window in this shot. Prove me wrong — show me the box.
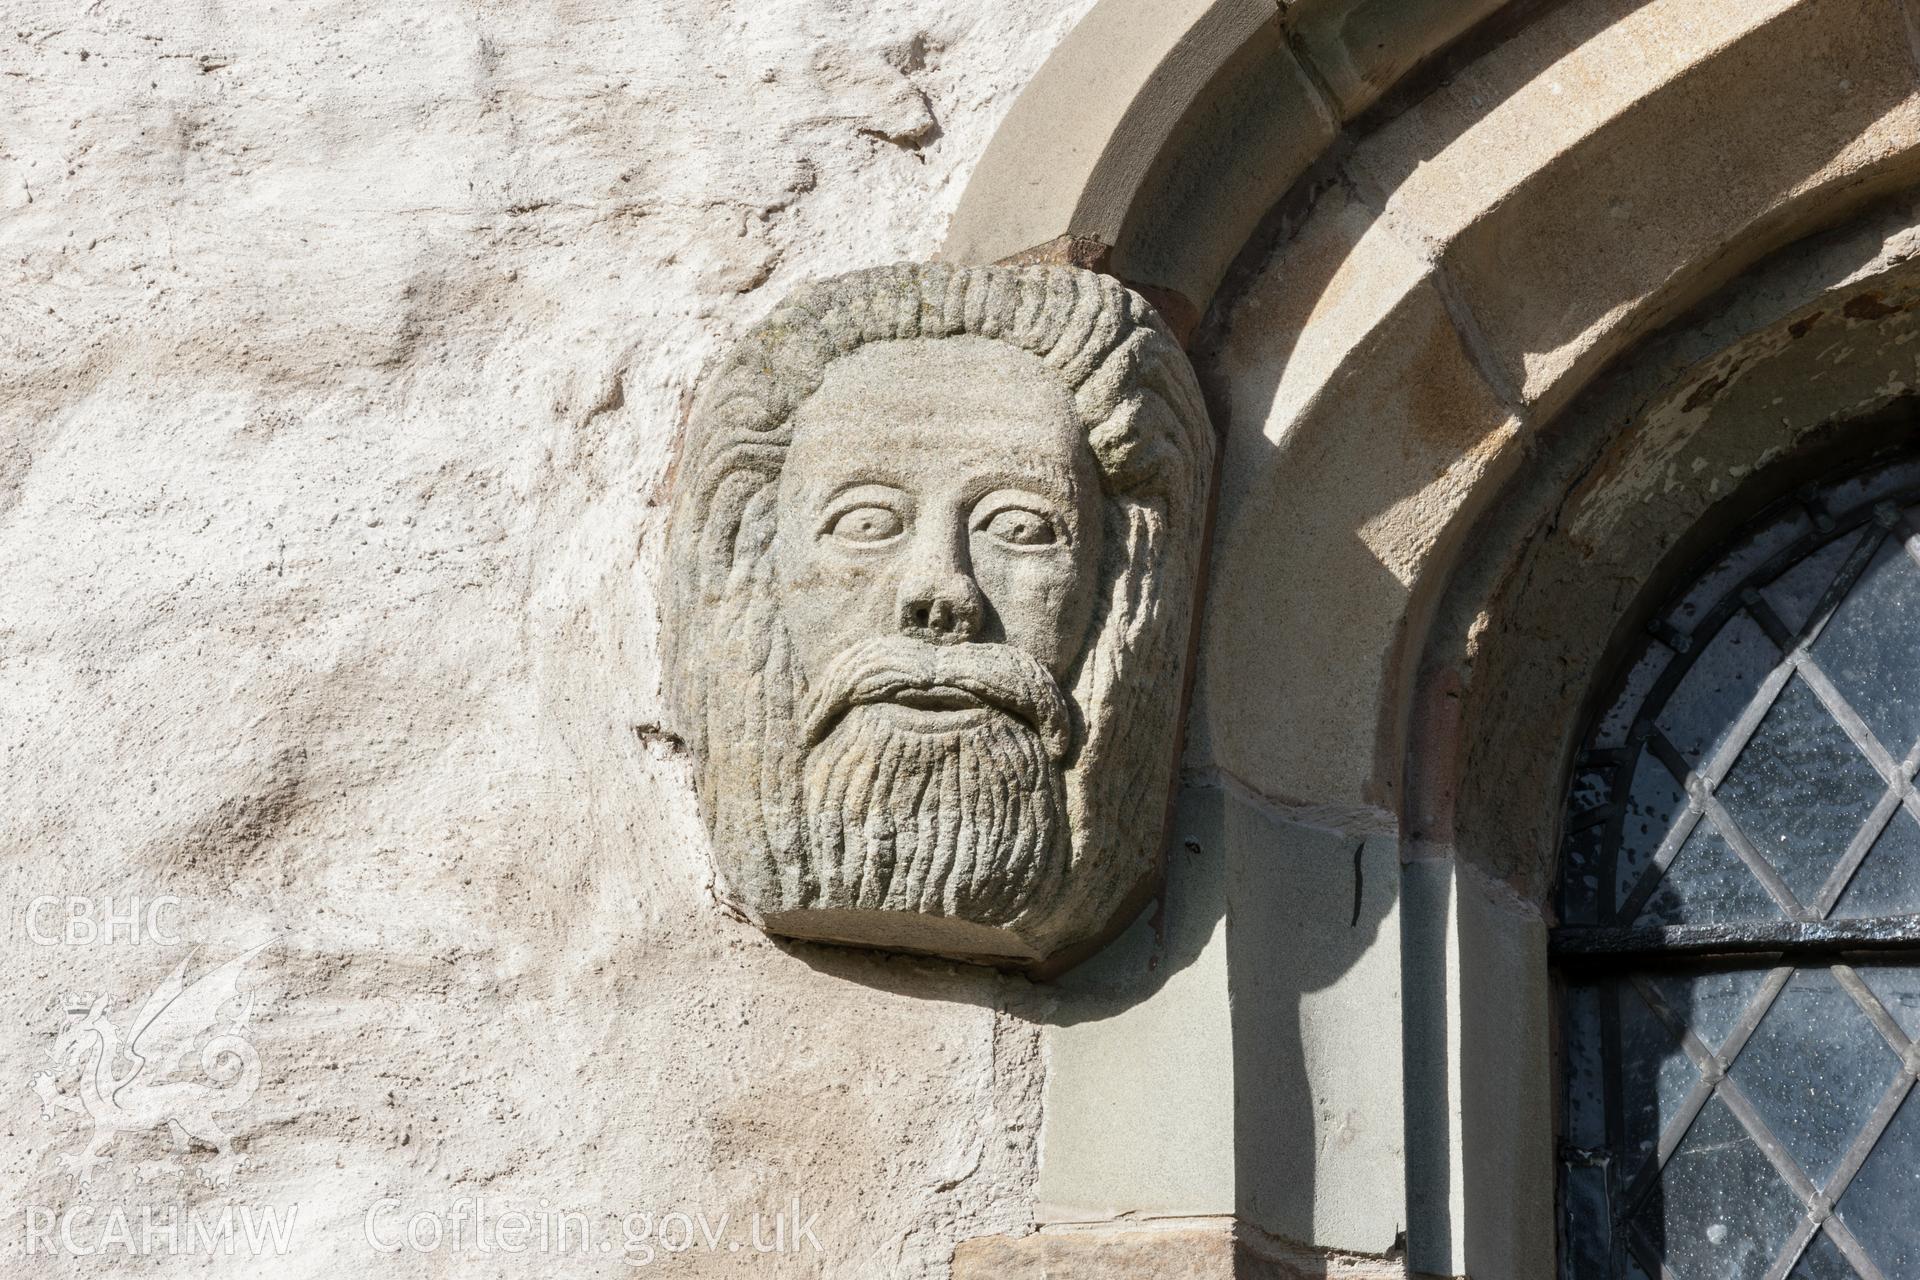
[1557,455,1920,1279]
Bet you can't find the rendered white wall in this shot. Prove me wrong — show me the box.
[1,3,1095,1275]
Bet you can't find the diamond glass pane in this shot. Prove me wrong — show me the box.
[1809,533,1920,760]
[1643,967,1773,1055]
[1724,969,1901,1186]
[1656,611,1781,770]
[1713,676,1885,910]
[1833,806,1920,918]
[1637,816,1784,927]
[1615,752,1694,921]
[1558,464,1920,1279]
[1760,528,1866,639]
[1631,1095,1804,1279]
[1856,964,1920,1041]
[1834,1086,1920,1274]
[1786,1228,1860,1280]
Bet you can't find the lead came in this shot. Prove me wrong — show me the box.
[1557,459,1920,1278]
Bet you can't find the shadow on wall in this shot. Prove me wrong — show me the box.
[775,775,1398,1253]
[1008,782,1399,1246]
[763,782,1251,1019]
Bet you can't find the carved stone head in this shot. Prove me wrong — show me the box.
[665,263,1214,968]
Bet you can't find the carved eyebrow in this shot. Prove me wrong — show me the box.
[817,479,910,508]
[970,489,1061,515]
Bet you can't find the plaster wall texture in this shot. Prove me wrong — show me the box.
[0,2,1099,1275]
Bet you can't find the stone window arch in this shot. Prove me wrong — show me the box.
[941,0,1920,1273]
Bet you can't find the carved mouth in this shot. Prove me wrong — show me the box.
[883,685,988,713]
[802,675,1021,744]
[817,683,1005,741]
[799,638,1073,761]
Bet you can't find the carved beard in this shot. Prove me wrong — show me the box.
[796,638,1073,925]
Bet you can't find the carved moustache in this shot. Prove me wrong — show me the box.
[799,635,1072,761]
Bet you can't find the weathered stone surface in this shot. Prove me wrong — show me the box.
[1287,0,1509,119]
[1229,818,1404,1252]
[1038,795,1237,1224]
[1398,859,1553,1279]
[954,1220,1408,1278]
[956,1225,1243,1278]
[943,0,1277,269]
[1036,783,1403,1253]
[1192,186,1516,810]
[0,2,1093,1273]
[666,263,1214,965]
[1349,0,1920,414]
[1110,17,1337,320]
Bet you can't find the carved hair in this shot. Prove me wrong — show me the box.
[664,263,1215,957]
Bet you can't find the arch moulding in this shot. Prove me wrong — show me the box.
[940,0,1511,335]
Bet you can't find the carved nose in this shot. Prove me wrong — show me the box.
[898,572,983,644]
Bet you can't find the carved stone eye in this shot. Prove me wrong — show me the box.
[981,507,1058,546]
[826,505,903,544]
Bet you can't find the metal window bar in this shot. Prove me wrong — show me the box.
[1567,500,1914,945]
[1553,474,1920,1280]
